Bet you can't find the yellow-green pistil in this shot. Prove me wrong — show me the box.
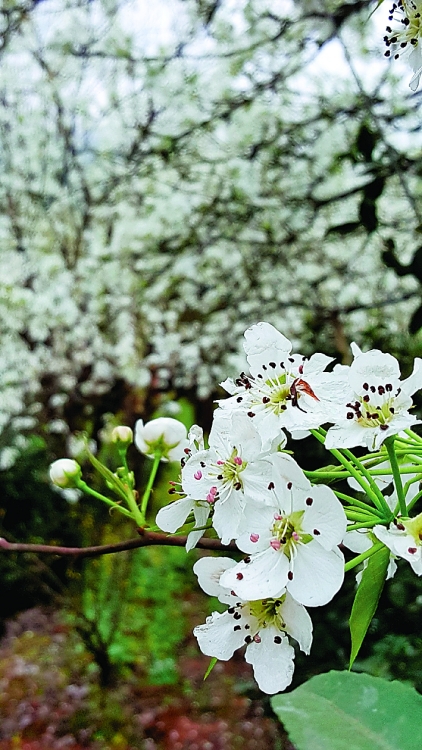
[214,448,247,490]
[270,510,313,558]
[249,596,287,630]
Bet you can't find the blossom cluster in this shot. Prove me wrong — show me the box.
[153,322,422,693]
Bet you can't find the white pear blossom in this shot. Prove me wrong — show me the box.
[181,409,277,545]
[219,322,345,450]
[374,511,422,575]
[325,344,422,452]
[384,0,422,90]
[219,454,346,606]
[134,417,189,462]
[193,557,312,694]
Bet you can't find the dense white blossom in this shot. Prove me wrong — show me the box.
[0,0,421,464]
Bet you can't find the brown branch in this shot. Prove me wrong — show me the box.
[0,531,238,559]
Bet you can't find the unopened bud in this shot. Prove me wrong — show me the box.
[111,425,133,445]
[134,417,189,462]
[49,458,82,488]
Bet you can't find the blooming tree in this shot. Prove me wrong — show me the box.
[1,0,422,472]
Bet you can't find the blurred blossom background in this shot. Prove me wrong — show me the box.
[1,1,422,747]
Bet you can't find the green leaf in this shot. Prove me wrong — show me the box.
[204,656,218,681]
[349,542,390,668]
[271,671,422,750]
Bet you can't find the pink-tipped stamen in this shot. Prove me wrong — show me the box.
[234,456,243,465]
[270,539,281,550]
[194,470,202,480]
[250,533,260,543]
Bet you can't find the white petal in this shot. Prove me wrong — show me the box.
[155,496,194,533]
[245,627,295,694]
[186,529,205,552]
[344,529,371,554]
[194,610,249,660]
[193,556,237,597]
[181,450,215,497]
[325,422,371,450]
[301,485,347,550]
[349,349,400,391]
[280,592,313,654]
[401,358,422,397]
[186,503,212,551]
[270,453,311,492]
[212,494,245,545]
[236,504,275,553]
[243,322,291,363]
[288,542,344,606]
[220,548,289,600]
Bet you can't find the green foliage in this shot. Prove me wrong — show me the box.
[73,536,195,685]
[349,542,390,668]
[271,671,422,750]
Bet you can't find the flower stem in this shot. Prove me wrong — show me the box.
[384,436,407,517]
[310,430,391,518]
[140,453,162,520]
[346,520,380,531]
[344,542,384,572]
[77,480,133,519]
[334,490,384,517]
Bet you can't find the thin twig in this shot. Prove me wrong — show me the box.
[0,531,238,558]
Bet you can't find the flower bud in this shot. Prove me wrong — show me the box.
[49,458,82,488]
[111,425,133,445]
[134,417,189,462]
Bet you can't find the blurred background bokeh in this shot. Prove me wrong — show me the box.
[1,0,422,747]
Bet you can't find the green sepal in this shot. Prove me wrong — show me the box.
[349,541,390,668]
